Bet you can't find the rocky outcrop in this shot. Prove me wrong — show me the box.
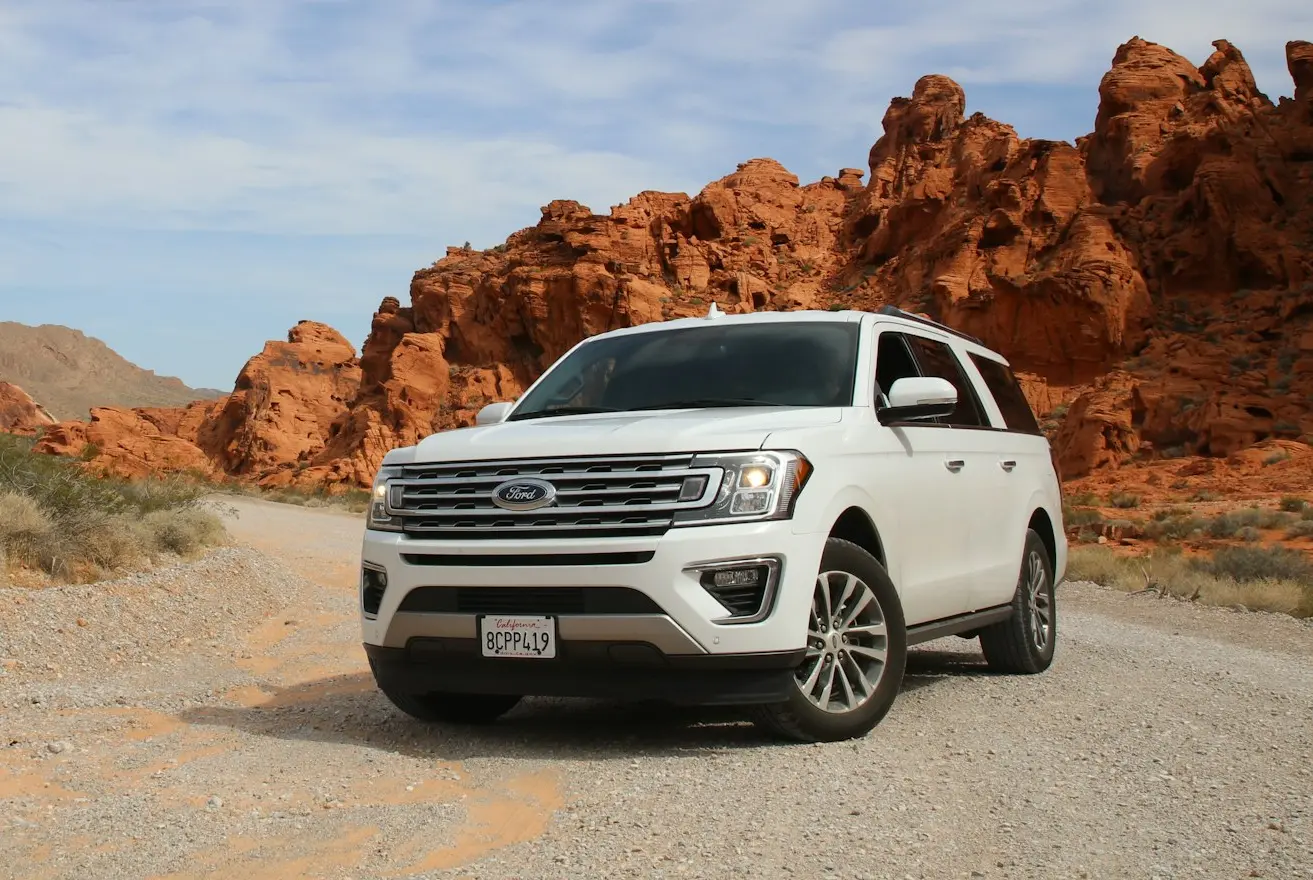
[34,321,361,483]
[0,382,57,436]
[195,321,362,481]
[33,402,224,479]
[32,35,1313,490]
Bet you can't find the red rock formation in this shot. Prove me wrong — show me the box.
[32,35,1313,495]
[0,382,57,436]
[195,321,362,481]
[34,402,223,479]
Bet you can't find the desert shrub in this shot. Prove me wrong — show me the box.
[1207,508,1291,537]
[1190,489,1221,502]
[1200,545,1313,584]
[1109,491,1141,509]
[1067,544,1312,618]
[0,434,227,582]
[1280,496,1308,512]
[0,492,57,567]
[142,508,226,556]
[1286,521,1313,539]
[1063,504,1104,527]
[1143,514,1206,541]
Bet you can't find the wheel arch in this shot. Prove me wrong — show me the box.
[827,505,886,569]
[1027,505,1057,576]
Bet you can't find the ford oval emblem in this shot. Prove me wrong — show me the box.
[491,478,557,511]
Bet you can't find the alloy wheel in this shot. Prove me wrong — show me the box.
[796,570,889,714]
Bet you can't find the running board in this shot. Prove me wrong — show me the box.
[906,605,1012,646]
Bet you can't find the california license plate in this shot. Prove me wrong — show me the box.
[478,615,557,659]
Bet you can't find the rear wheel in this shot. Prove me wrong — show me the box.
[978,528,1056,674]
[370,659,522,724]
[752,538,907,743]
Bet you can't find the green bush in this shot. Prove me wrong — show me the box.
[1279,496,1308,513]
[0,434,227,582]
[1108,491,1141,509]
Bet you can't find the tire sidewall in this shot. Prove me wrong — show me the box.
[779,538,908,739]
[1017,529,1057,666]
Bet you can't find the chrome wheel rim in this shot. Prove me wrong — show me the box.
[1026,550,1052,651]
[796,571,888,714]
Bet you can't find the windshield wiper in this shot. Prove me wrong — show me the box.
[507,405,619,421]
[630,398,782,410]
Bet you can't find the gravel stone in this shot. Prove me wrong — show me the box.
[0,496,1310,879]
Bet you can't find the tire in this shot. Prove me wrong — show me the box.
[979,528,1056,674]
[751,537,907,743]
[370,659,522,724]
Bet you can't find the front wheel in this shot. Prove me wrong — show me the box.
[978,528,1056,674]
[752,538,907,743]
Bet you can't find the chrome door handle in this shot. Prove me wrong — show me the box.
[944,459,965,472]
[999,459,1017,472]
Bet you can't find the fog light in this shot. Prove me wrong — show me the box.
[361,564,388,617]
[712,568,761,588]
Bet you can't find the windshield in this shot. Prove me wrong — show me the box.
[509,320,860,420]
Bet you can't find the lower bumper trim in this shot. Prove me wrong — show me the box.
[364,642,806,706]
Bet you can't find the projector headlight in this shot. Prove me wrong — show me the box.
[366,465,404,532]
[673,451,812,525]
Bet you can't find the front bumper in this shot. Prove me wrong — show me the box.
[365,642,805,705]
[359,520,825,661]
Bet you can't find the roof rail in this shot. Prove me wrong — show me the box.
[876,304,985,347]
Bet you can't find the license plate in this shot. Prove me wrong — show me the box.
[478,615,557,659]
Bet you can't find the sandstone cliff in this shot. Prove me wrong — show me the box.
[35,36,1313,492]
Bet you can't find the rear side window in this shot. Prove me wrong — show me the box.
[903,336,986,427]
[968,353,1043,435]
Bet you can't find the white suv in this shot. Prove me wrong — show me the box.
[358,305,1067,742]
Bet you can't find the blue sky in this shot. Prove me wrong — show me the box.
[1,0,1309,391]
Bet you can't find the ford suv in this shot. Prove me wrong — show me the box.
[358,305,1067,742]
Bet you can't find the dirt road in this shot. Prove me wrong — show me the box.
[3,496,1312,879]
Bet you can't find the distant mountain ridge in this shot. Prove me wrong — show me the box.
[0,321,224,422]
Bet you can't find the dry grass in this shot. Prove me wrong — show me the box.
[1066,544,1313,618]
[0,434,230,584]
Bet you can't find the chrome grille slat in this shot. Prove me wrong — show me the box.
[391,453,718,541]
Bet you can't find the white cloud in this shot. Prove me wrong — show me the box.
[0,0,1308,242]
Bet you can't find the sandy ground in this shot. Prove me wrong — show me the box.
[2,496,1312,880]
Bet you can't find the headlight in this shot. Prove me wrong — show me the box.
[673,451,812,525]
[366,465,404,532]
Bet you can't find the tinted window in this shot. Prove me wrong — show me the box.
[873,331,921,404]
[969,353,1043,435]
[511,321,861,418]
[904,336,986,427]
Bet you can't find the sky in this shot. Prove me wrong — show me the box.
[0,0,1309,391]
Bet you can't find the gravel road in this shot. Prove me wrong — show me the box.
[2,495,1312,880]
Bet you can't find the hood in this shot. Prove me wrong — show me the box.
[408,407,844,463]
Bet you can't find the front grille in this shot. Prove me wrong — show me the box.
[387,453,719,541]
[396,586,665,615]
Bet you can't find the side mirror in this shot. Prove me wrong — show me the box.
[878,377,957,425]
[476,401,514,426]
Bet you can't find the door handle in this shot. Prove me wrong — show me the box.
[999,459,1017,472]
[944,459,965,472]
